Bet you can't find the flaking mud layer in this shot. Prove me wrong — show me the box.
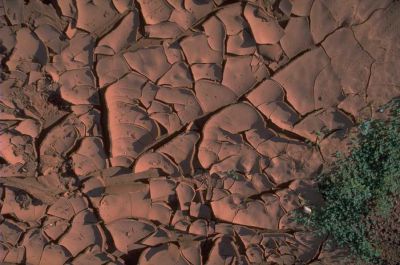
[0,0,399,264]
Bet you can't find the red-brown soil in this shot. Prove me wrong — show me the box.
[0,0,399,264]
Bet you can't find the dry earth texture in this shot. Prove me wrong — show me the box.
[0,0,399,264]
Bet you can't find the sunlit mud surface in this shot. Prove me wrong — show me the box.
[0,0,399,264]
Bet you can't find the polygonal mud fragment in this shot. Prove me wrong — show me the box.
[158,132,200,175]
[246,79,300,130]
[99,186,154,223]
[210,192,284,229]
[352,2,400,108]
[293,108,353,141]
[71,137,107,176]
[198,103,274,174]
[57,0,76,18]
[7,28,48,71]
[367,61,400,111]
[14,119,41,139]
[148,100,182,134]
[223,55,268,96]
[0,219,25,245]
[0,243,8,261]
[35,24,67,54]
[246,244,264,263]
[59,68,99,105]
[279,0,293,16]
[105,72,147,104]
[97,11,139,55]
[39,244,72,265]
[211,192,241,223]
[71,246,122,265]
[188,219,208,236]
[39,117,81,174]
[179,241,202,265]
[2,245,25,264]
[47,197,75,220]
[0,131,37,175]
[149,178,176,202]
[0,26,15,54]
[310,0,338,44]
[216,3,246,35]
[244,3,284,45]
[273,47,330,114]
[169,8,195,30]
[99,193,134,224]
[180,33,223,65]
[191,63,222,82]
[23,0,67,31]
[268,253,296,264]
[106,219,155,253]
[250,173,275,192]
[322,28,374,95]
[226,29,256,56]
[189,202,212,220]
[1,188,46,222]
[48,32,94,76]
[3,0,23,25]
[75,0,118,32]
[264,140,322,184]
[76,108,103,137]
[135,152,180,177]
[140,226,172,246]
[58,210,104,257]
[318,0,392,27]
[194,80,237,113]
[205,235,238,265]
[155,86,203,123]
[145,21,183,39]
[293,232,324,263]
[223,177,258,198]
[203,16,226,52]
[149,203,173,226]
[112,0,134,13]
[137,0,173,25]
[43,217,70,241]
[106,92,160,160]
[176,182,195,211]
[124,47,171,82]
[280,16,314,58]
[313,64,345,109]
[234,226,258,248]
[290,0,313,16]
[352,2,400,62]
[21,228,48,265]
[96,54,131,88]
[184,0,215,20]
[235,197,284,229]
[138,244,190,265]
[158,61,194,88]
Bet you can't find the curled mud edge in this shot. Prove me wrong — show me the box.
[0,0,399,264]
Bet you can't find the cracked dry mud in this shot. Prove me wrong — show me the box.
[0,0,399,264]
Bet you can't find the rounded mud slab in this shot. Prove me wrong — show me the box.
[0,0,399,264]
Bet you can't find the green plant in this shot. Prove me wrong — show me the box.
[295,99,400,263]
[227,169,241,180]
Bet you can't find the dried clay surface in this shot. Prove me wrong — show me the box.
[0,0,399,264]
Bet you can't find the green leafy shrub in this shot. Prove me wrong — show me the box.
[295,99,400,263]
